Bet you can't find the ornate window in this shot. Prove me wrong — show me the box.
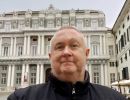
[32,19,39,28]
[16,73,21,84]
[92,64,101,84]
[110,73,115,83]
[109,45,114,56]
[1,73,6,84]
[91,19,98,28]
[92,43,99,56]
[19,20,25,29]
[30,65,36,85]
[91,35,100,56]
[56,18,61,27]
[31,73,36,84]
[5,21,11,31]
[31,45,37,56]
[11,20,18,29]
[16,44,23,56]
[2,44,10,56]
[62,19,69,26]
[0,21,4,29]
[47,19,54,28]
[76,19,83,28]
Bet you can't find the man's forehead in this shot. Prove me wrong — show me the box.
[56,28,81,35]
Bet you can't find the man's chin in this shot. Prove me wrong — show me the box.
[61,69,76,74]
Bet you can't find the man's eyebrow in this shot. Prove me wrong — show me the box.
[54,42,64,46]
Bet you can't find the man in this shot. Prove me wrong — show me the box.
[7,26,126,100]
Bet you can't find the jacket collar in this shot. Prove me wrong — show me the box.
[49,71,90,96]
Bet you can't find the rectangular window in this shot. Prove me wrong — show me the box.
[124,32,126,45]
[122,67,129,79]
[92,44,99,56]
[129,50,130,56]
[125,53,127,61]
[32,19,39,28]
[47,20,54,28]
[76,19,83,28]
[31,45,37,56]
[110,73,115,83]
[2,46,10,56]
[92,65,100,84]
[17,45,23,56]
[2,66,7,70]
[109,45,114,56]
[91,19,98,28]
[121,35,124,49]
[16,73,21,84]
[1,73,6,84]
[31,73,36,84]
[19,20,25,29]
[127,28,130,42]
[62,19,69,26]
[93,72,100,84]
[121,57,123,63]
[109,62,115,67]
[5,21,11,31]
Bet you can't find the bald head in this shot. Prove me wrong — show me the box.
[50,26,86,51]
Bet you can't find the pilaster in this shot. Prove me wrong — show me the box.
[36,64,40,84]
[11,65,15,87]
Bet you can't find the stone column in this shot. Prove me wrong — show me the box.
[88,64,92,82]
[41,35,45,55]
[104,64,108,86]
[27,36,30,56]
[13,37,16,56]
[7,65,11,86]
[36,64,40,84]
[101,64,104,85]
[23,36,27,55]
[10,37,13,56]
[11,65,15,87]
[100,35,103,56]
[103,35,106,55]
[0,37,2,56]
[40,64,45,83]
[26,64,29,84]
[21,64,26,86]
[38,35,41,55]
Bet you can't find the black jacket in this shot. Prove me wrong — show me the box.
[7,73,126,100]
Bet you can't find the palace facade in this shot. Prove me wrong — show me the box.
[0,5,117,92]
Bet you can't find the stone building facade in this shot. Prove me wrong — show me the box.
[112,0,130,96]
[0,5,117,92]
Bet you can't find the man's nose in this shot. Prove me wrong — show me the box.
[62,46,72,56]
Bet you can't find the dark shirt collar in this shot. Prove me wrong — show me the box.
[49,71,90,96]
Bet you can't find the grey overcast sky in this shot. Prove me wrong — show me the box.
[0,0,125,28]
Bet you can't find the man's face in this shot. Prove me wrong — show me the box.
[49,29,89,81]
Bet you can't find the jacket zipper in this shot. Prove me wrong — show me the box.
[72,87,75,94]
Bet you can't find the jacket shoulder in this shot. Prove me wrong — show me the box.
[90,84,126,100]
[7,83,49,100]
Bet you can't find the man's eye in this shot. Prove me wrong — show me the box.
[71,44,78,48]
[55,45,64,50]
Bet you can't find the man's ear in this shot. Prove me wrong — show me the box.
[86,48,90,57]
[49,53,51,59]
